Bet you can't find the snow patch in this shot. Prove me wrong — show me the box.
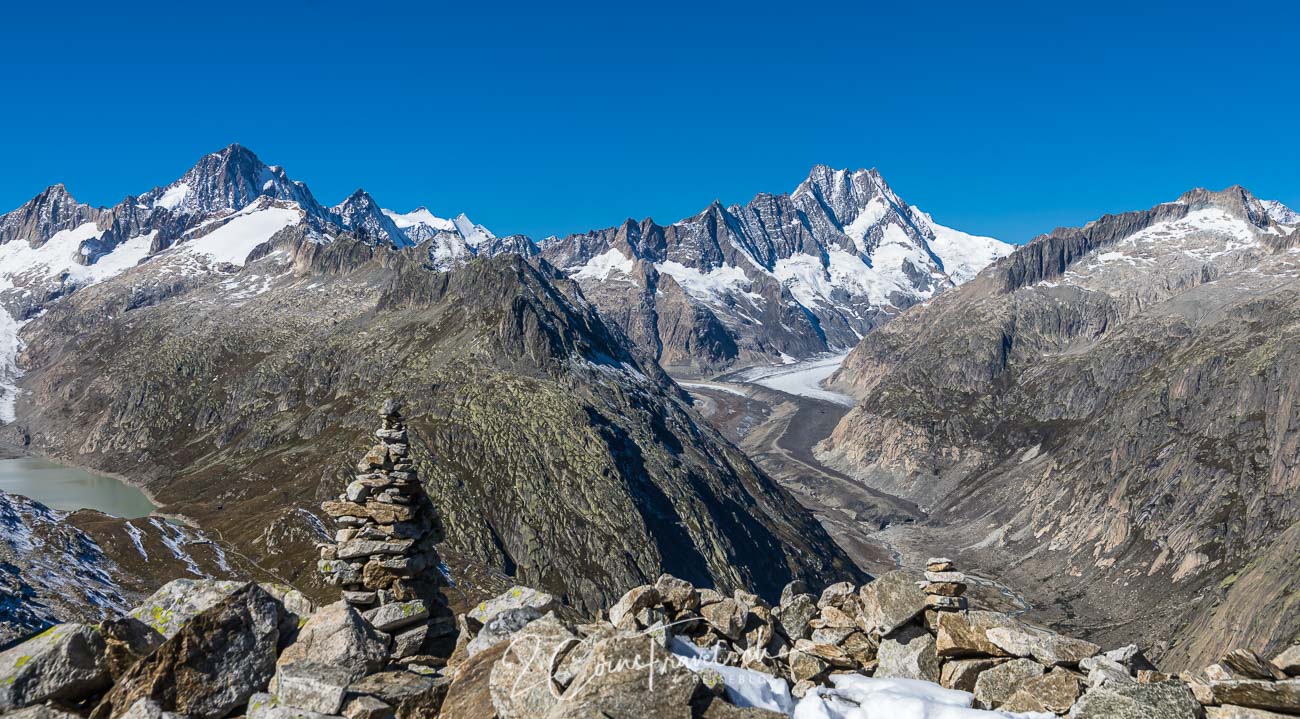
[657,261,758,306]
[155,183,190,211]
[796,675,1053,718]
[912,208,1014,284]
[179,207,301,265]
[1262,199,1300,226]
[124,521,149,560]
[383,207,455,232]
[0,310,27,423]
[571,248,636,280]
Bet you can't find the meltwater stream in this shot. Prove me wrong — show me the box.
[0,455,157,518]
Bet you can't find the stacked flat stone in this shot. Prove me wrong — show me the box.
[317,398,450,659]
[922,557,968,611]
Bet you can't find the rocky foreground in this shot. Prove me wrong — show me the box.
[4,411,1298,719]
[4,563,1300,718]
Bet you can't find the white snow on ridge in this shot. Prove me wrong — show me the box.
[656,261,760,306]
[383,206,456,232]
[571,248,636,280]
[912,208,1015,284]
[179,207,301,265]
[1118,208,1262,261]
[453,213,495,247]
[0,225,159,422]
[155,182,190,210]
[1262,199,1300,227]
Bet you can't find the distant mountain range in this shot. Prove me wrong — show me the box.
[0,145,1011,386]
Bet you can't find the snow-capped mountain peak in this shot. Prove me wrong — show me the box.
[452,212,496,248]
[332,189,410,247]
[138,143,327,219]
[543,165,1014,371]
[383,206,455,233]
[1261,199,1299,227]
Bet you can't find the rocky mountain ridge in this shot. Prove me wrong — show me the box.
[0,147,1012,390]
[538,165,1013,373]
[819,186,1300,671]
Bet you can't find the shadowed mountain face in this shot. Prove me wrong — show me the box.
[4,229,861,616]
[819,187,1300,670]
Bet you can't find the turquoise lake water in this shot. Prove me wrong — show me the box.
[0,455,157,518]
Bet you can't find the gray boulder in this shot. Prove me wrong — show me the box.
[940,658,1004,692]
[362,600,427,633]
[127,579,245,639]
[1070,680,1201,718]
[655,575,700,613]
[0,623,109,711]
[1210,679,1300,714]
[1207,706,1299,718]
[1001,667,1082,714]
[347,671,450,719]
[973,657,1045,709]
[700,598,747,642]
[488,614,581,719]
[7,707,94,719]
[277,602,389,676]
[934,610,1016,658]
[1272,645,1300,676]
[467,606,543,657]
[986,623,1100,666]
[275,662,356,715]
[608,585,661,629]
[1082,655,1137,688]
[857,570,926,636]
[540,634,700,718]
[874,623,939,682]
[92,583,286,719]
[99,618,164,681]
[246,692,343,719]
[467,586,558,628]
[773,594,817,641]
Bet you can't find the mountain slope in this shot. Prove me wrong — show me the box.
[4,224,861,614]
[818,187,1300,669]
[540,166,1012,374]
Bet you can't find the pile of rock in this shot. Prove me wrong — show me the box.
[435,567,1211,718]
[922,557,967,612]
[318,400,452,661]
[1180,645,1300,717]
[4,565,1292,719]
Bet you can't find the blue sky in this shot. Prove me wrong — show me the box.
[1,0,1296,243]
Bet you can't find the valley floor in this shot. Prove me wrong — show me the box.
[676,355,1032,615]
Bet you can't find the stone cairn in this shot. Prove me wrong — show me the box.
[922,557,968,612]
[317,398,453,660]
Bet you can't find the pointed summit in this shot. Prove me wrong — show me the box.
[137,144,328,219]
[333,189,410,247]
[0,181,104,247]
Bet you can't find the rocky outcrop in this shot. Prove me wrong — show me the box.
[91,584,291,719]
[2,552,1293,718]
[819,186,1300,669]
